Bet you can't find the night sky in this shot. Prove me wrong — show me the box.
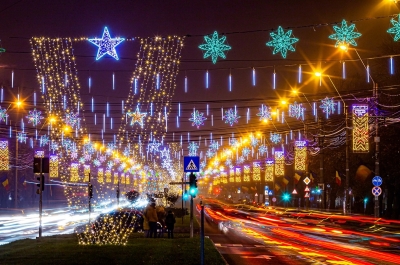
[0,0,399,146]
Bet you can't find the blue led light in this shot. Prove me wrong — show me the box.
[88,27,125,60]
[266,26,299,58]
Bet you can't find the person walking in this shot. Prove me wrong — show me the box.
[165,210,176,239]
[145,202,158,238]
[156,205,166,238]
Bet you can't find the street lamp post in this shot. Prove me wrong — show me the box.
[14,131,18,209]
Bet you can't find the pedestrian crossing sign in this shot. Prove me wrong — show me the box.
[184,156,200,172]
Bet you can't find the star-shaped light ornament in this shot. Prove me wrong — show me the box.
[65,112,80,129]
[128,106,147,127]
[189,110,207,129]
[88,27,125,60]
[329,19,362,48]
[266,26,299,58]
[199,31,231,64]
[259,145,268,156]
[388,14,400,41]
[223,108,240,126]
[26,108,44,126]
[256,105,272,122]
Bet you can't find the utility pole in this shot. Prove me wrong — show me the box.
[117,176,120,207]
[14,133,18,209]
[318,118,325,210]
[374,83,380,218]
[345,105,350,215]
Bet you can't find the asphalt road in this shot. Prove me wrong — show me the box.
[195,201,400,265]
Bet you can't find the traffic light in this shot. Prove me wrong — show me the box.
[36,174,44,193]
[183,190,189,200]
[189,173,198,198]
[88,183,93,199]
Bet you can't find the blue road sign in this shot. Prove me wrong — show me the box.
[183,156,200,172]
[372,186,382,196]
[268,190,273,196]
[372,176,382,187]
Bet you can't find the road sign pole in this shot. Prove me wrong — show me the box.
[200,201,205,265]
[39,158,43,238]
[190,196,194,238]
[374,83,380,218]
[182,176,184,224]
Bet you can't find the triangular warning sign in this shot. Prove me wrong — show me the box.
[186,159,198,171]
[304,192,310,198]
[292,189,298,195]
[304,186,310,192]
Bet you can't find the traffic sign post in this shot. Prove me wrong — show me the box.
[372,176,382,187]
[372,176,383,218]
[184,156,200,172]
[372,186,382,196]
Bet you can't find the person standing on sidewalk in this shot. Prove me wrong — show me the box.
[145,202,158,238]
[165,210,176,239]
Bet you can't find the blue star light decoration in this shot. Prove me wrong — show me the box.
[26,108,44,126]
[225,158,232,167]
[107,161,114,170]
[259,145,268,156]
[88,27,125,60]
[388,14,400,41]
[63,139,73,151]
[256,105,272,121]
[188,142,199,156]
[329,19,362,47]
[198,31,231,64]
[79,157,86,164]
[93,159,101,167]
[289,102,305,120]
[223,108,240,126]
[40,135,50,147]
[270,133,282,144]
[123,146,131,157]
[266,26,299,58]
[160,147,169,158]
[320,97,337,116]
[148,140,161,154]
[50,141,58,152]
[17,132,27,143]
[127,106,147,127]
[242,147,251,157]
[65,112,80,129]
[189,110,207,129]
[0,107,9,122]
[229,138,238,146]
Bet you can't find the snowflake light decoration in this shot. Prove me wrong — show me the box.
[84,153,91,161]
[127,106,147,127]
[65,112,80,128]
[210,140,219,151]
[93,159,101,167]
[266,26,299,58]
[0,107,9,123]
[237,156,245,164]
[259,145,268,155]
[200,161,206,170]
[26,108,44,126]
[256,105,272,121]
[189,110,207,129]
[79,157,86,164]
[388,14,400,41]
[71,151,78,159]
[206,149,215,158]
[17,132,27,143]
[107,143,116,152]
[329,19,362,47]
[270,133,282,144]
[40,135,50,147]
[147,140,161,153]
[223,108,240,126]
[99,155,106,163]
[123,147,131,157]
[250,135,259,147]
[88,27,125,60]
[229,138,238,147]
[63,139,73,151]
[188,142,199,156]
[289,102,305,120]
[84,143,95,155]
[50,141,58,152]
[225,158,232,167]
[320,97,337,116]
[242,147,251,157]
[199,31,231,64]
[160,147,169,158]
[107,161,114,169]
[114,157,120,165]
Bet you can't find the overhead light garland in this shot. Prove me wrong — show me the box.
[388,14,400,41]
[329,19,362,48]
[189,109,207,129]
